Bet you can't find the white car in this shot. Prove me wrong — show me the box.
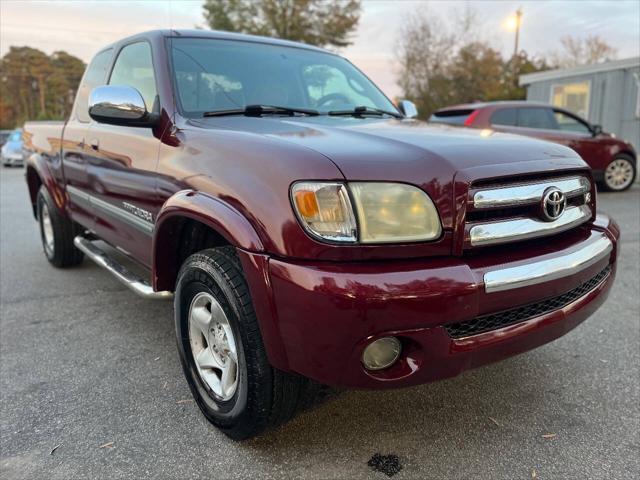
[1,129,24,167]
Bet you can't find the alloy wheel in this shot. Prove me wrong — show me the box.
[188,291,239,401]
[605,158,634,190]
[41,202,55,255]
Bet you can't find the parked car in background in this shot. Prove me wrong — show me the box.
[0,130,13,147]
[24,30,619,440]
[1,129,24,167]
[430,101,637,192]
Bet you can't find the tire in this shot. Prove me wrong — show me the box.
[36,186,84,267]
[602,154,636,192]
[175,246,311,440]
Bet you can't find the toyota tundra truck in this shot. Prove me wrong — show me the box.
[23,30,619,440]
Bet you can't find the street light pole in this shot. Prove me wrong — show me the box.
[513,8,523,58]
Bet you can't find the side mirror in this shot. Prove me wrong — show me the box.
[398,100,418,119]
[591,124,603,136]
[88,85,156,127]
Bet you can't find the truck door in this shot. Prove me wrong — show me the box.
[84,41,162,267]
[62,48,113,231]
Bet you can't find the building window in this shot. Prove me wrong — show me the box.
[551,81,590,118]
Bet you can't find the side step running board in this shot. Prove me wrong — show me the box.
[73,236,173,300]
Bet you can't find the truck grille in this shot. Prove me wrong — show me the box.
[445,265,611,339]
[464,175,593,248]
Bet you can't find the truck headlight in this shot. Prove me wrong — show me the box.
[350,182,442,243]
[291,181,441,244]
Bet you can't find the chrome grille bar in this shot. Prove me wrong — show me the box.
[473,176,589,209]
[483,234,612,293]
[469,205,591,246]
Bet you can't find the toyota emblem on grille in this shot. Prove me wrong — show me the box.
[541,187,566,221]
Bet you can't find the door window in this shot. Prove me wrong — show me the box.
[74,49,113,123]
[109,42,158,111]
[517,108,555,130]
[553,110,591,134]
[490,108,517,126]
[551,82,590,118]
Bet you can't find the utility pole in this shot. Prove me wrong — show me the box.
[513,8,523,58]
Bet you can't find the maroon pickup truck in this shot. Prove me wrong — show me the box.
[23,30,619,440]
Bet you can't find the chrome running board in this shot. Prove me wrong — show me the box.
[73,236,173,300]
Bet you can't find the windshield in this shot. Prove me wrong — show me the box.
[169,38,398,117]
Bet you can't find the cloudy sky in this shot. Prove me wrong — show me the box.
[1,0,639,99]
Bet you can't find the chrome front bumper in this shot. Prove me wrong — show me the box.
[483,233,613,293]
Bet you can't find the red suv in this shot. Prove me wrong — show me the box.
[431,101,637,191]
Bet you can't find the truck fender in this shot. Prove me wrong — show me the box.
[152,190,291,371]
[152,190,264,291]
[25,152,68,219]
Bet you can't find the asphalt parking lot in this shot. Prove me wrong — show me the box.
[1,167,638,480]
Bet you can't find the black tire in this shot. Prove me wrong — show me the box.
[36,186,84,268]
[601,154,637,192]
[175,246,312,440]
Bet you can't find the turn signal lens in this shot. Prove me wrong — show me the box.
[291,182,357,242]
[294,190,320,217]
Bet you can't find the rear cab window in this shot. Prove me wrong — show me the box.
[429,109,475,125]
[74,48,113,123]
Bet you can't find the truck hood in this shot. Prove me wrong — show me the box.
[195,116,586,176]
[192,116,589,229]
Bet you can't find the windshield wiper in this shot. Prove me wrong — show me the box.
[203,104,320,117]
[328,106,403,119]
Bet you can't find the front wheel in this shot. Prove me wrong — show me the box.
[174,246,311,440]
[602,154,636,191]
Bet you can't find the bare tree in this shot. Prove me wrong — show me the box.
[396,7,510,117]
[396,12,455,115]
[551,35,618,68]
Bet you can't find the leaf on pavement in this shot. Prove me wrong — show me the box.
[99,442,114,449]
[49,443,62,455]
[542,433,557,439]
[488,417,501,427]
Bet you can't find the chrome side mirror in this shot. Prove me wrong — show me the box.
[398,100,418,119]
[88,85,156,127]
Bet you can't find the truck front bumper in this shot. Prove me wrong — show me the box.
[240,214,619,389]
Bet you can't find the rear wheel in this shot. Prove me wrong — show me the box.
[602,155,636,191]
[174,246,313,440]
[37,186,84,267]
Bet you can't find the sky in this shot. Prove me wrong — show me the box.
[1,0,639,99]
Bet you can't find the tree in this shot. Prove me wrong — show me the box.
[551,35,617,68]
[448,42,504,103]
[501,51,552,100]
[202,0,361,48]
[0,47,85,128]
[395,7,551,117]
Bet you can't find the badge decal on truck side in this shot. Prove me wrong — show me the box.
[122,202,154,223]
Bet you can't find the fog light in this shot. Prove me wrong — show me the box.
[362,337,402,371]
